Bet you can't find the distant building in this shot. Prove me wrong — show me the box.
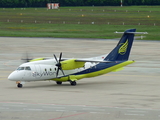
[47,3,59,9]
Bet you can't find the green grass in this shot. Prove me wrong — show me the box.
[0,6,160,40]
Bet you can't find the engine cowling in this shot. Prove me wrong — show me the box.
[61,59,85,70]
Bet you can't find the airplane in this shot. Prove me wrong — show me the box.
[8,29,146,88]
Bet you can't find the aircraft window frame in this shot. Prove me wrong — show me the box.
[17,67,24,70]
[25,66,31,71]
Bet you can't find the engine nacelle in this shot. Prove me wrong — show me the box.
[61,59,85,70]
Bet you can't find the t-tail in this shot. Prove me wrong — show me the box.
[104,29,136,61]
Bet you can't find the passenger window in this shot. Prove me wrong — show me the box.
[25,66,31,71]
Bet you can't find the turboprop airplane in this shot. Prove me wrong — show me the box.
[8,29,146,88]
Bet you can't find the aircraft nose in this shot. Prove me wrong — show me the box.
[8,72,15,81]
[8,71,21,81]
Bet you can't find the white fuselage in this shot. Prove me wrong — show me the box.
[8,55,105,82]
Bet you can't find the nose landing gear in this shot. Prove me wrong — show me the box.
[17,83,23,88]
[16,81,23,88]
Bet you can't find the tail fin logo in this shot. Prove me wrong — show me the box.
[118,40,128,55]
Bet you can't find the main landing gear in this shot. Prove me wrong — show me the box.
[56,81,62,85]
[70,81,77,86]
[56,81,77,86]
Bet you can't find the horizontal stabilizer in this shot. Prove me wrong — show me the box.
[115,31,148,34]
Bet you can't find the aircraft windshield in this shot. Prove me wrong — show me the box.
[25,66,31,70]
[17,67,24,70]
[17,66,31,71]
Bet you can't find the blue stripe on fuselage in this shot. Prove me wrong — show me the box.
[72,61,124,75]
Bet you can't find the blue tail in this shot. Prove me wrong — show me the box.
[104,29,136,61]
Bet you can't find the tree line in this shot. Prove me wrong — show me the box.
[0,0,160,8]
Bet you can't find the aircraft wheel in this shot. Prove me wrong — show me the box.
[56,81,62,85]
[17,83,23,88]
[70,81,76,86]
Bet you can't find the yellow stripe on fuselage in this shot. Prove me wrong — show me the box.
[77,60,135,79]
[52,60,135,82]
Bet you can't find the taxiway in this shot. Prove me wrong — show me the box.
[0,37,160,120]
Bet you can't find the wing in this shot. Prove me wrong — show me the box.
[60,58,112,70]
[75,59,112,63]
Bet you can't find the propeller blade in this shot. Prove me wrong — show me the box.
[59,52,62,62]
[53,54,58,63]
[60,68,65,76]
[21,52,32,63]
[56,68,60,77]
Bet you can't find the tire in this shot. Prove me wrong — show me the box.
[56,81,62,85]
[17,83,23,88]
[70,81,76,86]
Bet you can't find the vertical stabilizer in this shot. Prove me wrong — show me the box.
[104,29,136,61]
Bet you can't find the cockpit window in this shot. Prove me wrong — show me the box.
[17,67,24,70]
[25,66,31,71]
[17,66,31,71]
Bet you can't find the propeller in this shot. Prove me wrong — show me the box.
[21,52,33,63]
[53,52,65,77]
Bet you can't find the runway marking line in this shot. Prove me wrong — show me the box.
[124,113,144,116]
[1,101,160,112]
[48,112,87,120]
[128,110,147,113]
